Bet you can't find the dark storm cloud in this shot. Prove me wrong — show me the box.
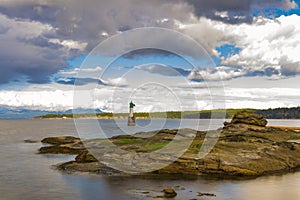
[0,0,193,49]
[186,0,297,24]
[0,0,193,85]
[0,47,67,84]
[0,42,68,84]
[136,64,286,82]
[0,11,85,84]
[0,0,296,41]
[280,57,300,76]
[0,0,297,85]
[186,0,253,23]
[19,36,63,49]
[1,0,295,38]
[0,24,9,34]
[0,4,62,24]
[264,67,280,76]
[121,49,177,59]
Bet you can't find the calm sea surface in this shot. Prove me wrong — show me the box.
[0,119,300,200]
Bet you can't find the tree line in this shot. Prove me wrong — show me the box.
[36,107,300,119]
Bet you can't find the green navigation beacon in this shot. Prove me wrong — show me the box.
[128,101,136,126]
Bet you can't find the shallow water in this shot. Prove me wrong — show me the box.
[0,119,300,200]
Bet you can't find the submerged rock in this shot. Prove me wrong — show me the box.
[198,192,216,197]
[24,139,38,143]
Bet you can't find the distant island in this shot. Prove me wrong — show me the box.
[35,106,300,119]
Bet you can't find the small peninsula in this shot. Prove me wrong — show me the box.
[39,111,300,178]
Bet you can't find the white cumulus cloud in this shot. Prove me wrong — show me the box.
[178,14,300,78]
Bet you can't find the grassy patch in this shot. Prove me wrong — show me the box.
[138,142,169,152]
[185,139,203,154]
[112,139,144,145]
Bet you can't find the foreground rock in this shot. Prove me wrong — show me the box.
[154,188,177,198]
[41,136,80,145]
[162,188,177,198]
[39,111,300,178]
[39,136,84,154]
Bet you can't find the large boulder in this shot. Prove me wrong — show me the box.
[230,111,267,127]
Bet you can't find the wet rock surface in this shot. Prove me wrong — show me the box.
[162,188,177,198]
[39,111,300,178]
[24,139,38,143]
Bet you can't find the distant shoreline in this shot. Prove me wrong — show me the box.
[34,107,300,120]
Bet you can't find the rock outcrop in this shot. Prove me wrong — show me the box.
[231,111,267,126]
[39,111,300,178]
[41,136,80,145]
[39,136,84,154]
[223,111,268,132]
[75,150,97,163]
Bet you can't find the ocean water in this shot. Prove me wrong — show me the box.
[0,119,300,200]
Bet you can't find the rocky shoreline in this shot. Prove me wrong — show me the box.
[39,111,300,179]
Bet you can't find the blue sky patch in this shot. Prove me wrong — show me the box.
[216,44,241,59]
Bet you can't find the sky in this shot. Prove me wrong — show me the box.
[0,0,300,115]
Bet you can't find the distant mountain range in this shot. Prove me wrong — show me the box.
[0,107,102,119]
